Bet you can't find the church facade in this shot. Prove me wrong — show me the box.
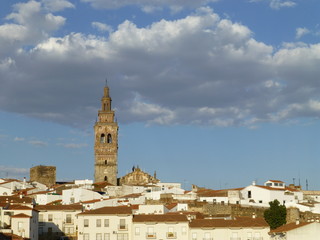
[94,84,118,185]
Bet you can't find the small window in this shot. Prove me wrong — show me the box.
[105,160,108,165]
[96,219,101,227]
[96,233,102,240]
[48,214,53,222]
[104,176,108,181]
[248,191,252,198]
[107,134,112,143]
[84,233,89,240]
[104,233,110,240]
[135,227,140,236]
[100,134,106,143]
[104,219,109,227]
[275,183,279,186]
[84,219,89,227]
[66,214,72,223]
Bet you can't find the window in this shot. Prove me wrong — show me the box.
[275,183,279,186]
[135,227,140,236]
[48,227,52,235]
[192,233,197,240]
[266,183,272,186]
[204,232,211,240]
[66,214,72,223]
[39,214,44,222]
[96,219,101,227]
[96,233,102,240]
[84,233,89,240]
[105,160,108,165]
[107,134,112,143]
[104,219,109,227]
[248,191,252,198]
[117,233,128,240]
[119,219,126,230]
[18,222,23,231]
[104,233,110,240]
[182,227,187,235]
[104,176,108,181]
[48,214,53,222]
[84,219,89,227]
[259,200,262,203]
[100,134,106,143]
[279,183,284,187]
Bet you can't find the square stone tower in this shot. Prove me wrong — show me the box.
[30,165,56,188]
[94,83,118,185]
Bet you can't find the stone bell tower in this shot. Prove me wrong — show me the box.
[94,82,118,184]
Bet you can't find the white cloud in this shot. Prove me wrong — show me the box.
[28,140,48,147]
[270,0,296,9]
[0,0,65,57]
[250,0,297,9]
[92,22,113,33]
[58,143,89,148]
[42,0,75,12]
[0,6,320,128]
[0,166,29,178]
[14,137,25,141]
[296,27,310,39]
[81,0,219,12]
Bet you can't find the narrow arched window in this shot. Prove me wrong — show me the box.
[100,134,106,143]
[107,134,112,143]
[104,176,108,181]
[105,160,108,165]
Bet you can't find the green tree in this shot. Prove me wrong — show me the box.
[264,199,287,229]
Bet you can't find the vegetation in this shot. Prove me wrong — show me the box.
[264,199,287,229]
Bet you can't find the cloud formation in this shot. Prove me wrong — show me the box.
[0,4,320,128]
[81,0,219,12]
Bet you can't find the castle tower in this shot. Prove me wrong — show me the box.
[94,83,118,184]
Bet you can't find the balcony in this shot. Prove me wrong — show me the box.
[167,232,177,238]
[118,224,128,231]
[146,233,156,239]
[63,220,74,225]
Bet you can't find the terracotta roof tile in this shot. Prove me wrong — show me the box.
[35,204,82,211]
[78,206,132,215]
[133,214,188,223]
[190,217,269,228]
[270,222,312,233]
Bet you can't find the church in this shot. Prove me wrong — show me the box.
[93,83,159,186]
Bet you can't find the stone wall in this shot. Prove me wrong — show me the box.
[30,165,56,188]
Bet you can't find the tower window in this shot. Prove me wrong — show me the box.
[100,134,106,143]
[105,160,108,165]
[107,134,112,143]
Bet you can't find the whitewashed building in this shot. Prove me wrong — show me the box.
[189,216,270,240]
[77,206,132,240]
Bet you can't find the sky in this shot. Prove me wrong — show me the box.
[1,0,320,190]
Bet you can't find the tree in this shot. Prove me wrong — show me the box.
[264,199,287,229]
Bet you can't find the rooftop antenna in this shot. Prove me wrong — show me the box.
[293,178,295,185]
[105,78,108,86]
[306,179,309,190]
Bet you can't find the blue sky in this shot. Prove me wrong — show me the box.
[1,0,320,190]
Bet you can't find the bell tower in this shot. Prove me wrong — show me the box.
[94,82,118,184]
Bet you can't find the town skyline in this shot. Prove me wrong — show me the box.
[0,0,320,190]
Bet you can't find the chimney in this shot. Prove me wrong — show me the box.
[252,213,256,219]
[296,218,300,225]
[252,181,256,186]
